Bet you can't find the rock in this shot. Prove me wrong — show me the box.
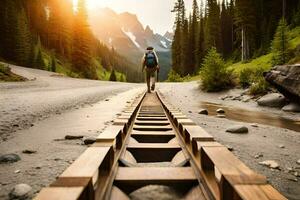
[22,150,36,154]
[105,99,110,101]
[64,135,84,140]
[198,109,208,115]
[14,170,21,174]
[216,114,226,118]
[250,123,258,127]
[278,144,285,148]
[294,172,300,177]
[83,137,96,145]
[9,184,32,200]
[216,108,225,113]
[286,174,298,182]
[0,154,21,163]
[259,160,280,169]
[282,102,300,112]
[297,159,300,165]
[257,93,287,108]
[188,111,192,113]
[226,145,234,151]
[226,125,248,134]
[254,154,263,159]
[264,64,300,103]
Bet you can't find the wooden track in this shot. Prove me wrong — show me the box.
[35,91,287,200]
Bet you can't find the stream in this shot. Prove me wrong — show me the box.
[200,102,300,132]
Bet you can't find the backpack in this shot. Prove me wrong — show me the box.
[145,52,157,68]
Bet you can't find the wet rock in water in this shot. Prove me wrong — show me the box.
[216,108,225,113]
[0,154,21,163]
[22,150,36,154]
[226,125,248,134]
[64,135,84,140]
[282,102,300,112]
[83,137,96,145]
[9,184,32,200]
[259,160,280,169]
[257,93,287,108]
[264,64,300,102]
[216,114,226,118]
[198,109,208,115]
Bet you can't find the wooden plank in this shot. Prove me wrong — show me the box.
[127,143,181,162]
[192,141,222,156]
[201,146,267,185]
[137,117,168,121]
[185,126,215,143]
[34,187,86,200]
[234,185,287,200]
[133,125,172,131]
[134,120,170,126]
[131,132,175,143]
[59,147,113,184]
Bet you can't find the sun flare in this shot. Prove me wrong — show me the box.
[73,0,111,10]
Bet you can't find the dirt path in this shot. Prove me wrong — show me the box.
[158,82,300,200]
[0,65,142,140]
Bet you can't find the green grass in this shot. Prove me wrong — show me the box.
[0,63,26,82]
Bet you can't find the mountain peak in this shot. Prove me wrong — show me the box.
[145,25,154,36]
[164,31,174,41]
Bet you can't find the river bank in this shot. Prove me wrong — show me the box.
[159,82,300,200]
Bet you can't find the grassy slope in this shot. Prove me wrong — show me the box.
[0,63,26,82]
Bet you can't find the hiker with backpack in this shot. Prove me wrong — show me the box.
[142,47,159,93]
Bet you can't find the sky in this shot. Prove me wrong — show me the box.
[82,0,195,35]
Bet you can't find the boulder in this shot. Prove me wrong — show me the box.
[264,64,300,103]
[198,109,208,115]
[83,137,96,145]
[0,154,21,163]
[216,108,225,113]
[257,93,287,108]
[282,102,300,112]
[226,125,248,134]
[65,135,84,140]
[9,184,32,200]
[259,160,280,169]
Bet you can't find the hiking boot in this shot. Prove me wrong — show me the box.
[151,84,155,91]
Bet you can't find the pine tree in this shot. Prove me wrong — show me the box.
[205,0,222,52]
[171,0,185,76]
[35,48,45,69]
[234,0,256,61]
[0,0,32,66]
[109,69,117,81]
[51,55,56,72]
[72,0,97,79]
[197,0,205,69]
[271,18,290,65]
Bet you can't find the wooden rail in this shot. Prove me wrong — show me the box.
[34,91,287,200]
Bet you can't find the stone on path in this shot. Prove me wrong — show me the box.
[9,184,32,200]
[257,93,287,108]
[282,102,300,112]
[83,137,96,145]
[226,125,248,134]
[216,108,225,113]
[65,135,84,140]
[198,109,208,115]
[0,154,21,163]
[217,114,226,118]
[22,150,36,154]
[278,144,285,148]
[297,159,300,165]
[259,160,280,169]
[254,154,263,159]
[250,123,258,127]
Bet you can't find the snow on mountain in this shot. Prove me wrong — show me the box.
[89,8,171,55]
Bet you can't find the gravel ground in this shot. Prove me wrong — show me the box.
[0,65,144,199]
[158,82,300,200]
[0,64,142,141]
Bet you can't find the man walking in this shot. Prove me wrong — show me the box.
[142,47,159,93]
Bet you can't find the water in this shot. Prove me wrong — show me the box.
[200,102,300,132]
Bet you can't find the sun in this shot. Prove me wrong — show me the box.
[73,0,111,10]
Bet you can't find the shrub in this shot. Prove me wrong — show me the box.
[200,48,234,92]
[109,69,117,81]
[249,77,269,95]
[167,70,184,82]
